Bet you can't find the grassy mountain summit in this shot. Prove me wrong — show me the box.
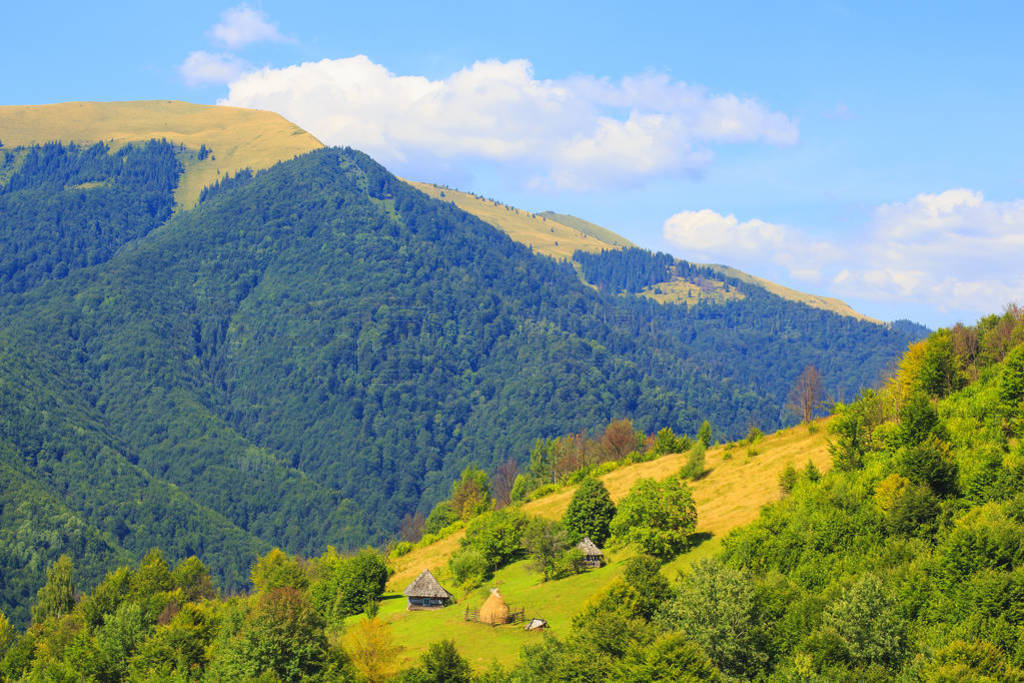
[2,100,873,322]
[0,100,323,207]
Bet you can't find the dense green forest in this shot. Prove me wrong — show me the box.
[573,247,676,293]
[0,142,923,621]
[0,141,181,293]
[1,308,1020,681]
[518,306,1024,681]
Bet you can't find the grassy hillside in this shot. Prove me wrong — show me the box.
[407,181,618,259]
[710,263,878,323]
[382,421,830,670]
[537,211,637,248]
[407,182,873,322]
[0,100,323,207]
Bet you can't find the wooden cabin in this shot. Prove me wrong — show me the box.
[403,570,453,610]
[577,537,604,568]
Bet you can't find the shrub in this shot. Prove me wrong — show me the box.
[679,443,706,479]
[462,509,527,572]
[563,477,616,546]
[610,478,697,561]
[447,549,488,588]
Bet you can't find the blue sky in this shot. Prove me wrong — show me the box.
[4,1,1023,328]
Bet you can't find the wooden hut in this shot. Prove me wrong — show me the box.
[403,570,453,610]
[479,588,511,625]
[577,537,604,568]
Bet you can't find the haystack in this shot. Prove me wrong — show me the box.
[479,588,510,625]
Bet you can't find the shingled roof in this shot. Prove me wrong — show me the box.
[403,570,453,599]
[577,537,603,556]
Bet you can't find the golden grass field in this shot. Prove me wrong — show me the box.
[377,421,832,670]
[536,211,636,248]
[638,274,745,307]
[0,100,324,207]
[710,264,878,323]
[407,181,618,260]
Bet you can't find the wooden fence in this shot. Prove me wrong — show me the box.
[464,606,526,626]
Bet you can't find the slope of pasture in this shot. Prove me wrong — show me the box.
[638,273,745,307]
[378,421,831,670]
[537,210,636,248]
[710,263,878,323]
[0,100,323,207]
[406,181,619,259]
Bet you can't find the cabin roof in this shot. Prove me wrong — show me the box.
[577,537,603,556]
[403,569,453,599]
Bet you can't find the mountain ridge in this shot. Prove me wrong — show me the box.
[2,100,879,324]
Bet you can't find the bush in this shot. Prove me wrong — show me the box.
[679,443,706,480]
[563,477,616,547]
[779,464,798,496]
[391,541,413,557]
[462,509,527,572]
[522,518,571,581]
[447,549,488,588]
[610,478,697,561]
[423,501,460,536]
[309,548,388,622]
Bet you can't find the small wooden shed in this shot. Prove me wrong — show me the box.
[403,570,453,610]
[577,537,604,569]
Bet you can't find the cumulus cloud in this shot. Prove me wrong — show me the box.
[180,51,248,86]
[218,55,798,189]
[662,209,838,281]
[663,188,1024,316]
[210,5,286,48]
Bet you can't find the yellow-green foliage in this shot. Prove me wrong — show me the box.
[639,273,745,307]
[0,100,323,207]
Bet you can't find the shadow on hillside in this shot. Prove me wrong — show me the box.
[691,467,712,481]
[687,531,713,549]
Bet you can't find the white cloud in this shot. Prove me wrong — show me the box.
[218,55,798,190]
[210,5,286,48]
[663,189,1024,316]
[662,209,837,281]
[180,51,248,86]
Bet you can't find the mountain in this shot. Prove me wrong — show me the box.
[411,181,878,321]
[0,100,323,207]
[0,103,926,622]
[1,100,875,321]
[6,308,1020,678]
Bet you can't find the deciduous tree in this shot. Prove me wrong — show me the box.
[788,365,823,423]
[610,478,697,560]
[563,477,616,546]
[31,555,75,624]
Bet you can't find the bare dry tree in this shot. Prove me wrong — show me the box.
[492,457,519,509]
[788,364,823,423]
[399,512,425,543]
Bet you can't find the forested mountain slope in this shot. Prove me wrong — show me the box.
[4,312,1019,680]
[0,142,922,623]
[0,100,323,207]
